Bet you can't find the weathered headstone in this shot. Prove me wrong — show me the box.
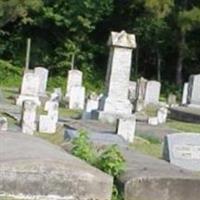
[95,31,136,123]
[163,133,200,171]
[157,107,168,124]
[168,93,177,107]
[54,88,62,101]
[135,77,148,111]
[182,82,188,105]
[66,70,83,97]
[0,117,8,131]
[117,116,136,143]
[34,67,49,96]
[82,99,99,120]
[128,81,137,104]
[69,86,85,110]
[187,74,200,106]
[21,100,37,135]
[39,115,57,133]
[17,72,41,106]
[144,81,161,105]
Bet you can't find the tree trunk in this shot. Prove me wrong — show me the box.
[157,50,161,82]
[176,31,186,85]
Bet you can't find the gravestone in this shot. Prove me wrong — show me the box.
[17,72,41,106]
[94,31,136,123]
[182,82,188,105]
[82,99,99,120]
[0,117,8,131]
[69,86,85,110]
[135,77,148,111]
[35,67,49,96]
[157,107,168,124]
[21,100,37,135]
[148,117,158,126]
[54,88,62,101]
[66,70,83,98]
[144,81,161,105]
[163,133,200,171]
[187,74,200,106]
[39,115,57,133]
[168,93,177,107]
[128,81,137,104]
[117,116,136,143]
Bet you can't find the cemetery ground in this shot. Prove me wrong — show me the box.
[1,86,200,160]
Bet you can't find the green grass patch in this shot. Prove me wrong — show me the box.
[59,107,82,119]
[131,136,162,158]
[167,119,200,133]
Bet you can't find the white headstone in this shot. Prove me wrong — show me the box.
[39,115,56,134]
[157,107,168,124]
[35,67,49,95]
[21,100,37,135]
[187,74,200,106]
[148,117,158,126]
[97,31,136,120]
[54,88,62,101]
[69,86,85,110]
[66,70,83,97]
[0,117,8,131]
[182,82,188,105]
[144,81,161,105]
[17,72,41,106]
[117,116,136,143]
[82,99,99,119]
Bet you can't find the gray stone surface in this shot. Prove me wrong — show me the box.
[169,106,200,123]
[163,133,200,171]
[182,82,188,105]
[119,147,200,200]
[0,131,113,200]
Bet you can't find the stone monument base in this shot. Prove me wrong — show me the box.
[16,95,41,106]
[92,110,134,124]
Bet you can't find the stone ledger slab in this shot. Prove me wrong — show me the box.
[0,131,113,200]
[163,133,200,171]
[119,147,200,200]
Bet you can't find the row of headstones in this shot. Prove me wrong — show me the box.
[21,91,59,135]
[182,74,200,107]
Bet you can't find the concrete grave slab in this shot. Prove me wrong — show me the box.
[0,131,113,200]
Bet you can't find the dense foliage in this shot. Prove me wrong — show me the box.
[1,0,200,90]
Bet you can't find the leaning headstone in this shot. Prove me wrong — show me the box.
[34,67,49,96]
[39,115,57,134]
[182,82,188,105]
[21,100,37,135]
[187,74,200,106]
[66,70,83,98]
[94,31,136,123]
[117,116,136,143]
[0,117,8,131]
[144,81,161,105]
[163,133,200,171]
[16,72,41,106]
[157,107,168,124]
[69,86,85,110]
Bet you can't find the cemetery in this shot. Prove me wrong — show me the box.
[1,1,200,200]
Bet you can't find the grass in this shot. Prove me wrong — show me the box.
[144,104,159,117]
[167,119,200,133]
[34,125,64,146]
[131,136,162,158]
[58,106,82,119]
